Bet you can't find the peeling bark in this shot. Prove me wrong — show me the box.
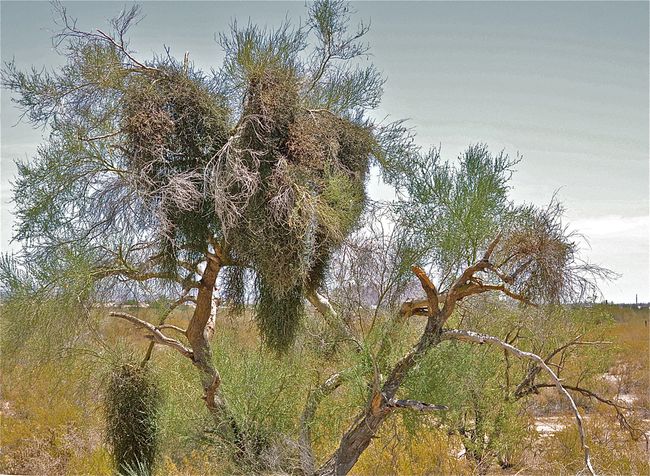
[185,254,227,420]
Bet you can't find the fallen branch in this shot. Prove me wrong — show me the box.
[442,328,596,476]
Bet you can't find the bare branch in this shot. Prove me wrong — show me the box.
[442,328,596,476]
[386,398,448,412]
[157,324,187,336]
[52,2,156,74]
[545,339,612,362]
[412,265,439,316]
[399,297,430,318]
[109,311,193,360]
[445,236,501,309]
[484,232,502,260]
[96,29,158,72]
[140,281,197,366]
[462,283,537,306]
[515,338,612,398]
[80,130,122,142]
[306,289,360,348]
[402,259,534,317]
[92,252,200,288]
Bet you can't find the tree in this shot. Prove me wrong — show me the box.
[3,0,380,421]
[2,2,637,475]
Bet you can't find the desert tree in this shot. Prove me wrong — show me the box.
[298,143,621,476]
[1,1,634,475]
[2,0,381,428]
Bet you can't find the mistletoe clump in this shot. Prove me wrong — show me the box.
[121,65,231,255]
[215,65,375,351]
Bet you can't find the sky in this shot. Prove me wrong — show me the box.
[1,1,648,303]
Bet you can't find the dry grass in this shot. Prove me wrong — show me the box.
[1,304,647,475]
[352,421,471,475]
[0,361,111,475]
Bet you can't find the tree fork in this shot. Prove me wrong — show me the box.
[316,266,449,476]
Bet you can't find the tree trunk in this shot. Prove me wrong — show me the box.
[316,410,389,476]
[185,255,228,422]
[316,323,444,475]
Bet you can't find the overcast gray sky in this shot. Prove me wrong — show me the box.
[1,1,648,303]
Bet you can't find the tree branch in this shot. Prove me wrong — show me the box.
[444,234,502,313]
[95,28,158,72]
[109,311,193,360]
[441,328,596,476]
[300,372,345,475]
[386,398,448,412]
[514,338,611,399]
[92,254,199,288]
[411,265,439,316]
[463,283,537,306]
[140,280,196,366]
[306,288,360,348]
[399,298,431,318]
[157,324,187,336]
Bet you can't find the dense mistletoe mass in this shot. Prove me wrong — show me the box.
[4,1,383,352]
[1,2,641,476]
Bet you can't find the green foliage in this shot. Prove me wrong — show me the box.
[0,250,98,369]
[215,45,377,351]
[211,329,312,470]
[304,0,384,113]
[105,362,161,476]
[2,0,386,353]
[220,265,248,314]
[399,302,619,470]
[121,65,231,256]
[0,297,643,475]
[379,139,606,303]
[255,281,305,353]
[402,338,531,467]
[387,144,517,282]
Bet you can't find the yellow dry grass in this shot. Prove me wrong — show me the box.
[0,304,647,475]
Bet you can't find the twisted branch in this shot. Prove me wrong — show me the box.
[442,328,596,476]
